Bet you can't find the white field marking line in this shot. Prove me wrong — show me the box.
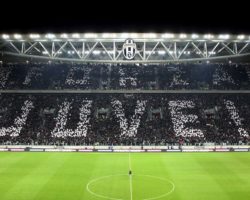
[86,174,175,200]
[78,153,141,155]
[129,174,133,200]
[138,174,175,200]
[86,174,126,200]
[129,152,132,171]
[129,152,133,200]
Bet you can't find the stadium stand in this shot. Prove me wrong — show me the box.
[0,63,250,90]
[0,93,249,146]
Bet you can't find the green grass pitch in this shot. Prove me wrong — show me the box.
[0,152,250,200]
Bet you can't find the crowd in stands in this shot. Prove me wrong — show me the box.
[0,62,249,146]
[0,100,34,137]
[51,100,92,138]
[0,93,249,146]
[168,100,204,138]
[0,63,250,90]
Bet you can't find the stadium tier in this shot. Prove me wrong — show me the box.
[0,93,249,145]
[0,63,250,90]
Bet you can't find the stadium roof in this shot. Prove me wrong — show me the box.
[1,33,250,63]
[1,33,249,41]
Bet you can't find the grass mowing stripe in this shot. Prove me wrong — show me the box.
[129,153,133,200]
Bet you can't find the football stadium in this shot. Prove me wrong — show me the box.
[0,32,250,200]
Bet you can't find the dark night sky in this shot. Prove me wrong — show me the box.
[0,2,249,34]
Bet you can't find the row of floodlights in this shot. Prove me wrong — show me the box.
[1,33,248,40]
[42,50,216,55]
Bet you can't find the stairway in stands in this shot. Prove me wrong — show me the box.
[245,66,250,81]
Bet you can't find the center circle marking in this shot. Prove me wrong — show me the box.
[86,174,175,200]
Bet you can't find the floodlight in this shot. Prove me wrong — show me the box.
[72,33,80,38]
[191,34,199,39]
[29,34,40,39]
[218,34,230,39]
[45,34,55,39]
[14,34,22,39]
[180,34,187,39]
[237,35,245,40]
[60,34,68,38]
[2,34,9,39]
[204,34,214,39]
[121,33,130,38]
[162,33,174,38]
[93,50,101,55]
[158,50,166,55]
[143,33,157,38]
[84,33,98,38]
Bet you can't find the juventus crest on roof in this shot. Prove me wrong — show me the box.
[123,39,136,60]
